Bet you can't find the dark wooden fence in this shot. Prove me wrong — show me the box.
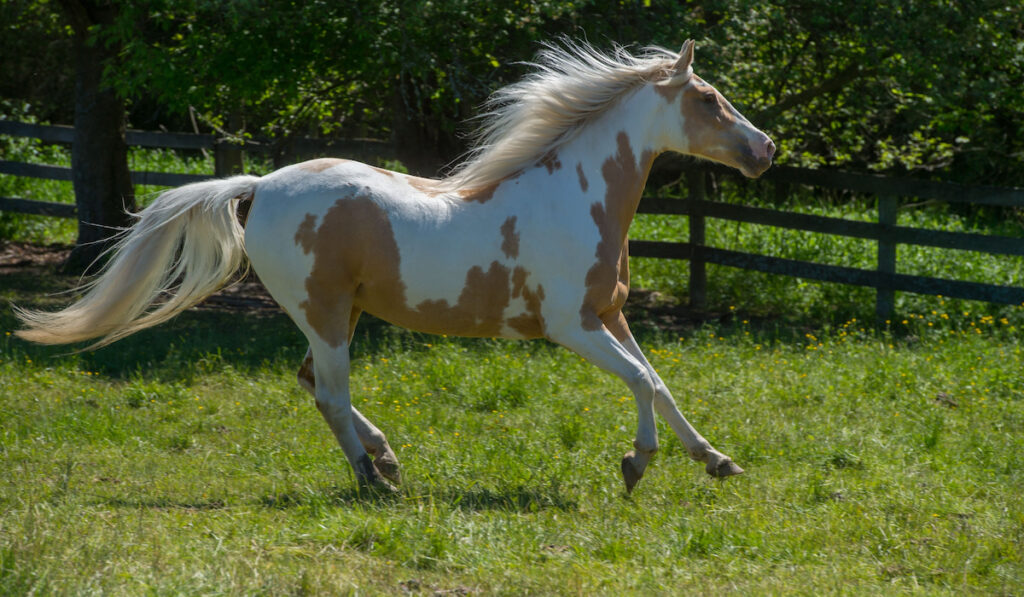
[632,159,1024,319]
[0,119,393,216]
[3,119,1024,320]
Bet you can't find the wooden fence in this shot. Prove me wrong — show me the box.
[632,159,1024,319]
[3,119,1024,320]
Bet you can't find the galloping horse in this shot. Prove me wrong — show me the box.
[17,40,774,493]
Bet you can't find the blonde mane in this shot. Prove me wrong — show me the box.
[440,40,680,191]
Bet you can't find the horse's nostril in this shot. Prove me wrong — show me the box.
[765,138,776,159]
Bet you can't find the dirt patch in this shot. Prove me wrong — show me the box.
[0,241,280,314]
[0,241,72,273]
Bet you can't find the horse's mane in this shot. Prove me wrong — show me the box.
[439,40,680,191]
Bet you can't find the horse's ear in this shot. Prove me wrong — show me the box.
[673,40,695,74]
[658,39,694,88]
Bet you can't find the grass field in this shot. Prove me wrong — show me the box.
[1,135,1023,594]
[1,270,1022,594]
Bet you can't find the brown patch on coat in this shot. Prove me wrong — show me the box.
[235,192,254,228]
[413,261,511,337]
[500,216,520,259]
[294,197,533,343]
[406,176,445,196]
[653,79,684,102]
[405,174,500,202]
[406,175,502,203]
[297,158,347,173]
[456,171,524,204]
[576,163,589,193]
[295,214,318,253]
[580,131,655,331]
[457,180,501,204]
[293,196,396,347]
[507,266,545,338]
[538,151,562,174]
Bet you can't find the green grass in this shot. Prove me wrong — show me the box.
[1,269,1022,594]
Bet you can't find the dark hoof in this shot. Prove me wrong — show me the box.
[706,458,745,478]
[358,478,398,496]
[374,455,402,485]
[355,453,399,494]
[621,451,643,494]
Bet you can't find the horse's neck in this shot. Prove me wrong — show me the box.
[562,86,664,240]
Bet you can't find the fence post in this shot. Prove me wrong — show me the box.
[687,168,707,311]
[214,138,244,177]
[214,113,245,177]
[876,193,897,322]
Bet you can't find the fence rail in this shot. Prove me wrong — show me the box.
[631,160,1024,318]
[3,119,1024,319]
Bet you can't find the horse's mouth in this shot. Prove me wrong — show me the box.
[740,156,773,179]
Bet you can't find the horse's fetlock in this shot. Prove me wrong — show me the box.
[687,443,712,462]
[632,438,658,456]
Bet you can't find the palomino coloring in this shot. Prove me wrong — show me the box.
[17,40,775,492]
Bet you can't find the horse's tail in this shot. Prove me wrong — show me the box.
[15,175,261,348]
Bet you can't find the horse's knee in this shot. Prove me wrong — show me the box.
[623,366,656,400]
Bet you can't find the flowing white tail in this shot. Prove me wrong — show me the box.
[15,175,260,348]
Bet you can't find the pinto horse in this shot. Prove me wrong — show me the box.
[17,40,774,493]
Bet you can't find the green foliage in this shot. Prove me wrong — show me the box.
[7,1,1021,183]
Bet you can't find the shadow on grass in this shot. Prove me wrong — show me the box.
[258,483,578,513]
[94,496,229,511]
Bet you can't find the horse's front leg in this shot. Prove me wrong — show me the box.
[547,316,660,493]
[607,312,743,479]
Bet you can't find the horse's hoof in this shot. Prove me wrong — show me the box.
[621,451,643,494]
[355,453,399,494]
[374,455,402,485]
[706,458,744,478]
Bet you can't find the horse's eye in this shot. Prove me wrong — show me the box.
[702,92,717,104]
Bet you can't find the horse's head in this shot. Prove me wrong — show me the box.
[656,40,775,178]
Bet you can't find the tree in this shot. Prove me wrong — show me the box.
[6,1,1023,193]
[59,0,135,273]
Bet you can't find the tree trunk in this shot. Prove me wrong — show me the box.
[59,0,135,274]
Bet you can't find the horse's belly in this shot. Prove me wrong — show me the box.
[356,258,546,340]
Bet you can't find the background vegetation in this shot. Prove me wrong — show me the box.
[4,0,1023,181]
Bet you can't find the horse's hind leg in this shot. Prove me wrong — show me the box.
[298,348,401,484]
[304,328,395,492]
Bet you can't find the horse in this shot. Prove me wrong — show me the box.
[16,39,774,493]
